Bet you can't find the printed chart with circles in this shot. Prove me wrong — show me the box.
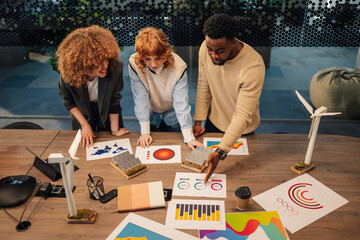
[178,181,190,190]
[253,174,349,234]
[153,148,175,160]
[173,172,226,198]
[276,198,299,216]
[211,182,223,191]
[288,183,327,210]
[194,181,206,190]
[135,145,181,164]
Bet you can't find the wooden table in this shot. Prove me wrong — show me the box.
[0,130,359,239]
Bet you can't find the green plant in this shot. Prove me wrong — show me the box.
[49,55,59,73]
[68,209,94,220]
[25,46,35,60]
[170,0,286,21]
[31,0,116,72]
[294,162,311,170]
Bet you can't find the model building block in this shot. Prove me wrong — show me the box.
[67,209,97,224]
[291,162,316,175]
[111,151,147,179]
[181,146,213,173]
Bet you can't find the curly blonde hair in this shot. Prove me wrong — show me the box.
[134,27,174,71]
[57,25,120,87]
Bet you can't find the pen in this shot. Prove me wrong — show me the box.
[88,174,95,185]
[88,173,99,199]
[91,180,102,194]
[88,174,104,198]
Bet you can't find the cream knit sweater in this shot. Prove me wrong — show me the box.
[194,40,265,153]
[129,53,187,113]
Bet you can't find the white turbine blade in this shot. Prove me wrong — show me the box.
[308,117,315,139]
[295,90,313,114]
[314,112,342,117]
[69,129,81,158]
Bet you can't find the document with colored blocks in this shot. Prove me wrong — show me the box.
[165,199,226,230]
[203,137,249,155]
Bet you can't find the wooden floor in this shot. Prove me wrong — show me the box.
[0,130,359,239]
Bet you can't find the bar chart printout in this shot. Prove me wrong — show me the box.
[165,199,226,230]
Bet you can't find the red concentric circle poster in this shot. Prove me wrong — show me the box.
[153,148,175,160]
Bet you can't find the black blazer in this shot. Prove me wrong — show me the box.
[58,61,124,128]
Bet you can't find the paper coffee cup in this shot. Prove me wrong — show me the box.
[235,186,251,210]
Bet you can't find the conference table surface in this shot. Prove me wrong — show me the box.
[0,129,359,239]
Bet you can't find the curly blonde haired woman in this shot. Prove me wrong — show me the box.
[57,25,130,147]
[129,27,203,150]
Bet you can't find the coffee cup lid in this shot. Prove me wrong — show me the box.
[235,186,251,199]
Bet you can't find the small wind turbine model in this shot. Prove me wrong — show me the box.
[48,130,96,223]
[291,90,341,175]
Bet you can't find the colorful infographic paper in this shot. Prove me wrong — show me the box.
[135,145,181,164]
[106,212,198,240]
[172,172,227,198]
[166,199,226,230]
[203,137,249,155]
[86,138,132,161]
[199,211,289,240]
[253,173,348,233]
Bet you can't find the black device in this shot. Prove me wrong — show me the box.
[26,147,79,181]
[35,184,73,198]
[163,188,172,201]
[99,189,117,203]
[0,175,36,207]
[215,148,227,160]
[36,182,53,199]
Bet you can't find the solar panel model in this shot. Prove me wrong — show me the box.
[111,151,147,179]
[181,146,213,173]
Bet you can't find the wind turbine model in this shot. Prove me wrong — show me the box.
[48,130,96,223]
[291,90,341,175]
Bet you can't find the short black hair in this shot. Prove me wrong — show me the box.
[203,14,239,40]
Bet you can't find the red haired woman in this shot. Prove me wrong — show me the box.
[57,25,130,147]
[129,27,202,149]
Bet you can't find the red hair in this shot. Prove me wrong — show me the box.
[134,27,174,71]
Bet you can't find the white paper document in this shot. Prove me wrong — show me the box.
[86,138,132,161]
[135,145,181,164]
[253,173,348,233]
[203,137,249,155]
[172,172,227,198]
[106,212,198,240]
[166,199,226,230]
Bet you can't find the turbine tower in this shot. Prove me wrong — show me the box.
[291,90,341,174]
[48,129,81,217]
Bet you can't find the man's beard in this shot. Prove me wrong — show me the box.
[211,49,233,66]
[211,58,226,66]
